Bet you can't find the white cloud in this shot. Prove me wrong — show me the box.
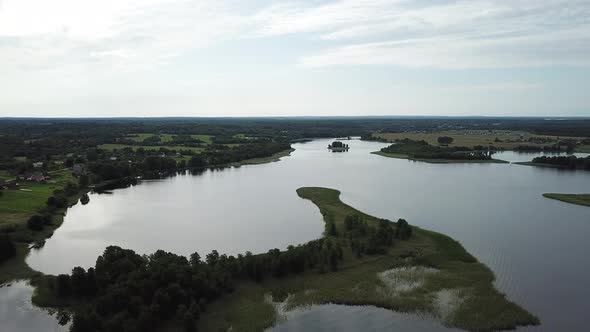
[253,0,590,69]
[1,0,589,72]
[1,0,589,116]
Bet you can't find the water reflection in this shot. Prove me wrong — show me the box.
[268,304,461,332]
[0,281,68,332]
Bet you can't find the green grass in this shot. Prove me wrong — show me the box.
[371,151,509,164]
[191,135,213,143]
[0,170,75,227]
[0,170,81,282]
[374,130,588,152]
[198,187,538,332]
[98,144,205,153]
[543,193,590,207]
[127,133,164,142]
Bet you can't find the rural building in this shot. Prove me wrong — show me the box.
[72,164,86,176]
[26,173,47,182]
[33,162,44,168]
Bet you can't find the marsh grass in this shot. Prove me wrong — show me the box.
[543,193,590,207]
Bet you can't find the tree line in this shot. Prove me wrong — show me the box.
[532,155,590,170]
[380,139,494,160]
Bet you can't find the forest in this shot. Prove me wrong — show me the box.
[531,155,590,170]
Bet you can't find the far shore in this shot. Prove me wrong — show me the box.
[371,151,509,164]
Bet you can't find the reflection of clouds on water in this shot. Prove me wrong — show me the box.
[0,281,68,332]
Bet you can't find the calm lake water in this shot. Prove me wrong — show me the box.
[7,139,590,331]
[0,281,67,332]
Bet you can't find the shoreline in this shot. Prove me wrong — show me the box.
[0,148,296,286]
[371,151,509,164]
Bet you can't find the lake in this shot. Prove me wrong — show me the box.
[8,139,590,331]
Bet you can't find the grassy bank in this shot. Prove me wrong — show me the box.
[0,169,91,284]
[98,144,205,153]
[543,193,590,207]
[198,187,538,332]
[371,151,508,164]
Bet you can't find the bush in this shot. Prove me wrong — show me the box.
[47,195,69,209]
[0,235,16,262]
[27,214,51,231]
[437,136,454,145]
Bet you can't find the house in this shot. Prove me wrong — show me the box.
[33,162,43,168]
[72,164,86,176]
[110,156,118,161]
[27,173,47,182]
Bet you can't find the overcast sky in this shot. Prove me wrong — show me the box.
[1,0,589,117]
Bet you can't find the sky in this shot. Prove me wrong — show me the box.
[1,0,589,117]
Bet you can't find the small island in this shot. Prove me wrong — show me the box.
[328,141,350,152]
[372,139,507,163]
[543,193,590,207]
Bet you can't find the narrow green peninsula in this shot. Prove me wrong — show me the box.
[199,187,538,331]
[543,193,590,207]
[372,139,507,164]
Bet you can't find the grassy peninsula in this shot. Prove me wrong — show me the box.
[543,193,590,207]
[372,139,507,164]
[198,188,538,331]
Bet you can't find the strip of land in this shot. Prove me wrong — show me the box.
[371,151,508,164]
[198,187,538,332]
[228,149,295,166]
[371,139,508,164]
[513,161,564,169]
[371,130,590,152]
[543,193,590,207]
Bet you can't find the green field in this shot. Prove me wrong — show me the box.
[373,130,589,152]
[371,151,509,164]
[0,170,80,282]
[543,193,590,207]
[126,133,213,144]
[0,170,75,227]
[198,187,538,332]
[98,144,205,153]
